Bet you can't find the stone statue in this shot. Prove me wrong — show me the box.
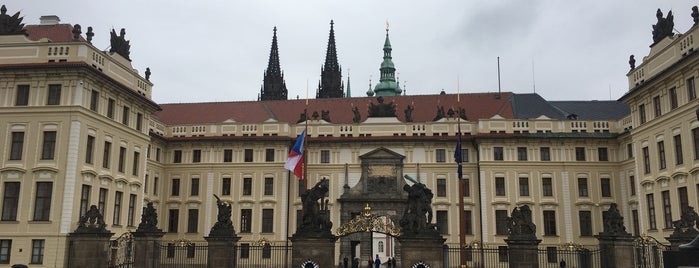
[86,26,94,43]
[297,109,307,123]
[72,24,81,40]
[693,6,699,26]
[400,181,436,234]
[145,67,151,81]
[321,110,331,122]
[673,206,698,231]
[433,106,446,121]
[0,5,26,35]
[458,108,467,120]
[506,205,537,240]
[136,202,161,233]
[447,108,455,118]
[404,104,414,122]
[352,106,361,123]
[368,96,397,117]
[600,203,631,237]
[312,111,319,120]
[652,9,674,44]
[209,194,236,236]
[297,178,333,235]
[629,55,636,70]
[109,28,131,60]
[74,205,109,233]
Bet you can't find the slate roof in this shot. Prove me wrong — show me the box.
[510,93,629,120]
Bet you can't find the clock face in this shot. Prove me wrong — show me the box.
[368,165,395,177]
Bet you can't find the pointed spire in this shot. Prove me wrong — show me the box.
[346,69,352,98]
[317,20,344,99]
[373,22,402,96]
[260,26,288,101]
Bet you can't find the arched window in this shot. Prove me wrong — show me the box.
[378,241,384,253]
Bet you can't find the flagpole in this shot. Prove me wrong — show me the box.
[303,79,309,190]
[456,77,467,268]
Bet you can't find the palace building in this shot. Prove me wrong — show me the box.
[0,4,698,267]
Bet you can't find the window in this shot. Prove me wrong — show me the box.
[190,178,199,196]
[642,147,650,174]
[460,148,469,163]
[102,141,111,169]
[464,210,473,234]
[639,104,646,124]
[264,177,274,195]
[90,90,99,111]
[223,149,232,162]
[629,176,636,196]
[33,182,52,221]
[689,77,697,100]
[153,177,159,196]
[540,147,550,161]
[244,149,253,162]
[113,191,122,225]
[543,210,557,236]
[262,209,274,233]
[173,150,182,163]
[495,210,508,235]
[47,84,61,105]
[265,148,274,162]
[132,152,140,176]
[519,177,529,196]
[632,210,640,236]
[168,209,178,232]
[240,243,250,259]
[653,96,661,117]
[222,177,231,196]
[546,247,557,264]
[321,150,330,163]
[674,134,683,165]
[463,178,470,197]
[578,178,588,197]
[171,178,180,196]
[9,132,24,160]
[579,211,592,236]
[662,190,672,228]
[192,149,201,163]
[156,148,161,161]
[670,87,678,109]
[437,178,447,197]
[436,210,448,234]
[678,187,689,212]
[601,178,611,197]
[118,147,126,173]
[79,185,91,217]
[240,209,252,233]
[85,135,95,164]
[575,147,585,161]
[127,194,136,226]
[542,178,553,197]
[122,106,130,125]
[627,143,633,159]
[598,147,608,161]
[136,113,143,131]
[493,147,503,160]
[30,240,44,264]
[243,177,252,196]
[144,175,149,194]
[495,177,505,196]
[0,239,11,264]
[187,209,198,233]
[435,149,446,163]
[517,147,527,161]
[41,131,56,160]
[656,141,666,170]
[1,182,20,221]
[15,85,29,106]
[107,98,115,119]
[647,193,657,229]
[98,188,107,215]
[378,241,384,253]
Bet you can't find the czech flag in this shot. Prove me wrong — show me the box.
[285,129,306,179]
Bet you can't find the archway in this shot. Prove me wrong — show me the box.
[336,204,401,267]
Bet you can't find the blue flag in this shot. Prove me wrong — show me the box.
[454,124,463,178]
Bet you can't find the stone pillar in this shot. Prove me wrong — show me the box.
[505,238,541,268]
[205,235,240,268]
[596,235,634,268]
[67,232,114,268]
[132,231,165,268]
[291,236,337,268]
[397,235,446,268]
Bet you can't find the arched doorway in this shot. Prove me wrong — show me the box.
[336,204,401,267]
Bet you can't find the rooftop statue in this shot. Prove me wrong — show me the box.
[652,9,674,44]
[368,96,396,117]
[110,28,131,60]
[0,5,26,35]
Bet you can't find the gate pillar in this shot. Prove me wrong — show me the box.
[291,236,337,268]
[595,203,635,268]
[505,238,541,268]
[133,202,165,268]
[205,236,240,268]
[397,235,446,268]
[67,205,113,268]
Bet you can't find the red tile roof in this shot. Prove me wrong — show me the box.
[25,24,86,42]
[156,92,514,125]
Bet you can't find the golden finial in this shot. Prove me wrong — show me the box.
[385,20,389,32]
[364,203,372,217]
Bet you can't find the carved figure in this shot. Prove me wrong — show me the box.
[72,24,81,40]
[298,178,333,234]
[352,106,361,123]
[673,206,698,231]
[368,96,397,117]
[145,67,151,81]
[209,194,236,236]
[404,105,414,122]
[434,106,446,121]
[601,203,630,236]
[0,5,26,35]
[297,109,307,123]
[86,26,94,43]
[136,202,161,233]
[110,28,131,60]
[506,205,536,239]
[321,110,331,122]
[652,9,675,44]
[75,205,109,233]
[629,55,636,70]
[693,6,699,25]
[458,108,467,120]
[312,111,319,120]
[400,181,435,234]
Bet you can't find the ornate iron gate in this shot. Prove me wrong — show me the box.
[109,232,134,268]
[633,234,669,268]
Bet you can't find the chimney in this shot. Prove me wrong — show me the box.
[39,15,60,25]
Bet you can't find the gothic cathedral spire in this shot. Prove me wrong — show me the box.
[316,20,344,99]
[260,27,288,101]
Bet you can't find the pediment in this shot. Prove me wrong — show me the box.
[359,147,405,160]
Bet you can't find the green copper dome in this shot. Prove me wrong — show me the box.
[371,28,401,97]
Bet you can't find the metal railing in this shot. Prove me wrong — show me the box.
[443,245,602,268]
[234,244,292,268]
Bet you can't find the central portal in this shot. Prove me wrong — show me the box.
[337,147,407,266]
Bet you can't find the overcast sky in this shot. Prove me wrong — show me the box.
[6,1,698,104]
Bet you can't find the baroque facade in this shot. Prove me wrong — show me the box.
[0,4,698,267]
